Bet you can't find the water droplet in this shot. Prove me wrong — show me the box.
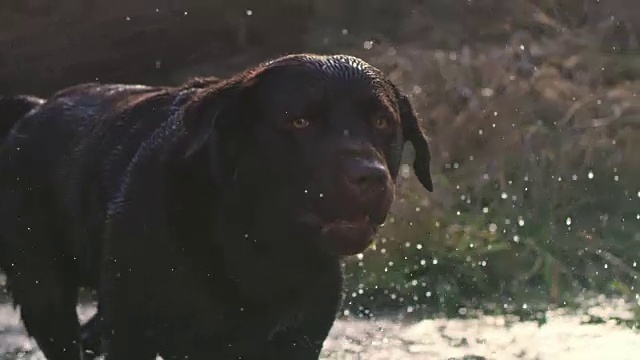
[432,258,438,265]
[518,217,525,226]
[501,192,508,199]
[481,88,494,97]
[363,41,374,50]
[246,9,253,16]
[125,16,131,20]
[588,170,594,179]
[489,223,498,232]
[566,217,572,226]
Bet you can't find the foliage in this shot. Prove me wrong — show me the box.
[341,4,640,322]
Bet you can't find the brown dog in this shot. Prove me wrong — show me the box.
[0,54,433,359]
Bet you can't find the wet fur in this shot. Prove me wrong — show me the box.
[0,54,432,359]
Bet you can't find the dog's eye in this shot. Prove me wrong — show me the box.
[291,118,310,129]
[373,118,388,129]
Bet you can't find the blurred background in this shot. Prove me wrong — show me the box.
[2,0,640,351]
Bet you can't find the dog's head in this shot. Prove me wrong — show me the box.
[181,54,433,256]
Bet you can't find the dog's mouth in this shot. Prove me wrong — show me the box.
[298,213,381,256]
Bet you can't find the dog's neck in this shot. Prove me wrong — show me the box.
[211,189,340,301]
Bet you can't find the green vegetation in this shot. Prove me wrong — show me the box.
[340,2,640,325]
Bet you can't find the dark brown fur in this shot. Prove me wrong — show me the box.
[0,54,433,359]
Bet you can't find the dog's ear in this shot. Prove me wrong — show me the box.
[182,80,243,157]
[180,77,253,184]
[398,92,434,192]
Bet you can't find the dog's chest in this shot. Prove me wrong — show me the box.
[268,307,304,339]
[233,285,310,339]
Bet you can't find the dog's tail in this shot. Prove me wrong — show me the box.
[0,95,45,141]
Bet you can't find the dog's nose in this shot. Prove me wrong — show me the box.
[345,160,389,195]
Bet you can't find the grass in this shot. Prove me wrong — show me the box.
[338,13,640,326]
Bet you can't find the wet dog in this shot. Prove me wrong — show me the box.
[0,54,433,359]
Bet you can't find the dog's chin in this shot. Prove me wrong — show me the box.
[298,213,379,256]
[319,218,378,256]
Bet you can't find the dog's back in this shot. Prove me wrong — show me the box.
[0,81,204,358]
[1,82,194,273]
[0,80,221,359]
